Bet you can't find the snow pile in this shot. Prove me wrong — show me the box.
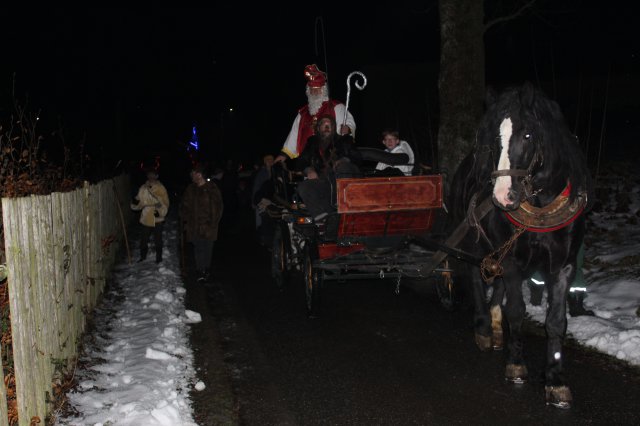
[56,221,200,426]
[525,169,640,366]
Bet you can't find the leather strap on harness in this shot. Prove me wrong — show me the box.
[467,193,493,247]
[422,196,495,274]
[505,184,588,232]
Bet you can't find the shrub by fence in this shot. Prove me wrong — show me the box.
[0,174,131,425]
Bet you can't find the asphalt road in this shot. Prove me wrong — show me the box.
[185,227,640,426]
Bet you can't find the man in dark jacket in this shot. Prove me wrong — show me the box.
[179,164,224,282]
[295,115,360,218]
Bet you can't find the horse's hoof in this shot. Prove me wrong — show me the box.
[545,385,572,409]
[492,332,504,351]
[505,364,528,384]
[475,333,492,352]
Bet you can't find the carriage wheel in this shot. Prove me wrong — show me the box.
[271,225,289,290]
[436,261,455,311]
[303,244,322,318]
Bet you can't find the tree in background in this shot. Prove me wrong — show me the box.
[437,0,536,187]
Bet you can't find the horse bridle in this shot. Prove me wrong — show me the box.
[488,134,544,202]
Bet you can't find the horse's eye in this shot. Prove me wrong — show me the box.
[523,133,531,140]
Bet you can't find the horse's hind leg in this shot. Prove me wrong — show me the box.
[502,267,528,383]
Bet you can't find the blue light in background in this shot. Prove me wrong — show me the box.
[189,125,199,151]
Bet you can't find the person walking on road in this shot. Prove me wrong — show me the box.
[180,164,224,282]
[130,168,170,263]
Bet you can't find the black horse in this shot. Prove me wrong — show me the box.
[449,82,593,408]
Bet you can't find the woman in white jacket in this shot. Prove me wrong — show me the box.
[131,169,170,263]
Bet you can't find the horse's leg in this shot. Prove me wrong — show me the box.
[502,264,528,383]
[468,265,493,351]
[489,279,505,351]
[544,265,573,408]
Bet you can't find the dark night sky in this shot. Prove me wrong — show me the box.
[1,3,637,177]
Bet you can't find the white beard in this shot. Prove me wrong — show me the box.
[306,85,329,116]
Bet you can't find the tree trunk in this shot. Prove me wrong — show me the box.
[437,0,485,188]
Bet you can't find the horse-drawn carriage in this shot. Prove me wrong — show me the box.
[263,82,592,409]
[267,166,455,317]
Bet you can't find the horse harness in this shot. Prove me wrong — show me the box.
[471,142,588,282]
[483,133,588,231]
[475,185,588,283]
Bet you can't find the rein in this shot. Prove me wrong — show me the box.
[480,226,526,284]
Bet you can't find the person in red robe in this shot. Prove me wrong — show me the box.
[275,64,356,162]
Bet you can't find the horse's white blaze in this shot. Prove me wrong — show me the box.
[493,117,513,207]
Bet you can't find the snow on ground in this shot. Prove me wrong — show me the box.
[56,217,201,426]
[55,167,640,424]
[525,168,640,366]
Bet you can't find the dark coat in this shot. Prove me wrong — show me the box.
[295,134,361,177]
[180,181,224,241]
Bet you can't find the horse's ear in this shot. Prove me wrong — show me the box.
[520,81,536,107]
[485,86,498,108]
[548,99,566,121]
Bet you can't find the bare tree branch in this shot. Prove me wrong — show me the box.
[484,0,537,33]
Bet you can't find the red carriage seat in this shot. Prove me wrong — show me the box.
[335,175,443,238]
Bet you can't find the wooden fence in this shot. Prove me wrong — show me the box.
[0,175,131,426]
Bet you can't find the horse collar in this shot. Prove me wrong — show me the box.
[504,182,588,232]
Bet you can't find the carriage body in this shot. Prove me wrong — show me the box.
[269,171,450,316]
[315,175,442,267]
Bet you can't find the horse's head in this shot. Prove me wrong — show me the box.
[464,83,591,215]
[486,83,544,211]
